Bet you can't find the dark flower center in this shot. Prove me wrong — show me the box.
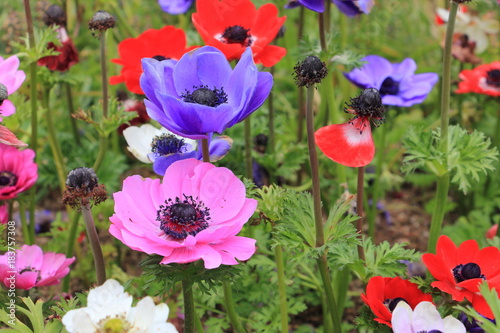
[181,85,228,107]
[486,69,500,88]
[293,56,328,87]
[453,262,485,283]
[379,77,400,95]
[345,88,386,133]
[152,55,169,61]
[417,331,443,333]
[0,83,8,105]
[151,134,187,156]
[222,25,251,45]
[0,171,17,188]
[157,196,210,239]
[383,297,407,312]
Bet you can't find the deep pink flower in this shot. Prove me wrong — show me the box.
[0,244,75,290]
[0,56,26,121]
[109,158,257,269]
[0,143,38,200]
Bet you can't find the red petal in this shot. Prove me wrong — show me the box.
[471,293,495,319]
[0,125,28,148]
[486,225,498,239]
[315,117,374,167]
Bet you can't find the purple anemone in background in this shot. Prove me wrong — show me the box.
[140,46,273,140]
[285,0,374,16]
[344,55,439,107]
[159,0,194,15]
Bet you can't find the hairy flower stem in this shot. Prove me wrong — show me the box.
[18,200,33,245]
[182,279,196,333]
[305,85,342,332]
[62,212,80,292]
[274,244,289,333]
[93,136,108,172]
[23,0,38,246]
[42,86,67,194]
[367,124,387,238]
[318,13,327,52]
[201,138,210,163]
[356,167,366,261]
[428,3,457,253]
[81,203,106,285]
[64,83,80,145]
[244,117,253,180]
[223,281,246,333]
[100,33,109,119]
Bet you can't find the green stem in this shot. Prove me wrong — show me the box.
[182,279,196,333]
[274,245,289,333]
[201,138,210,163]
[244,117,253,180]
[42,86,67,194]
[427,2,457,253]
[318,13,327,52]
[367,124,387,238]
[92,135,108,173]
[62,212,80,292]
[222,281,246,333]
[64,82,80,145]
[100,32,109,119]
[268,68,275,156]
[81,203,106,285]
[305,85,342,332]
[18,201,33,245]
[428,175,451,253]
[356,167,366,261]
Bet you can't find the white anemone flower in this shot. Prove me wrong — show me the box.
[391,301,465,333]
[123,124,196,163]
[436,7,499,53]
[62,279,178,333]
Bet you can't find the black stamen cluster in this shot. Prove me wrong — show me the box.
[383,297,407,312]
[222,25,251,45]
[182,85,228,107]
[486,69,500,88]
[43,4,67,27]
[293,56,328,88]
[345,88,385,127]
[152,55,169,61]
[151,134,187,156]
[453,262,485,283]
[88,10,115,37]
[0,171,17,187]
[0,83,8,105]
[63,167,107,209]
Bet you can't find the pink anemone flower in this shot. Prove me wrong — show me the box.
[0,56,26,121]
[0,125,28,148]
[0,143,37,200]
[109,158,257,269]
[0,244,75,290]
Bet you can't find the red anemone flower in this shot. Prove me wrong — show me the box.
[192,0,286,67]
[456,61,500,96]
[110,26,197,95]
[315,88,385,167]
[37,27,79,72]
[361,276,433,327]
[422,235,500,319]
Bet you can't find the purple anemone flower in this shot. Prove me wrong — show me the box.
[158,0,194,14]
[344,55,439,107]
[140,46,273,140]
[285,0,374,15]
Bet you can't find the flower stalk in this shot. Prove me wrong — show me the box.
[428,2,458,253]
[81,203,106,285]
[274,244,289,333]
[356,166,366,261]
[244,117,253,180]
[64,82,80,145]
[182,279,196,333]
[201,138,210,163]
[62,212,81,292]
[223,280,246,333]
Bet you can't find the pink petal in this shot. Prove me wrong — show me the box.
[210,236,257,265]
[0,126,28,147]
[160,243,223,269]
[0,100,16,118]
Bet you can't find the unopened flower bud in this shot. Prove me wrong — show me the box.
[293,56,328,87]
[43,4,66,27]
[88,10,115,37]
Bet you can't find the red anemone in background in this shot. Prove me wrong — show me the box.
[422,235,500,319]
[110,26,197,95]
[315,88,385,167]
[37,27,79,72]
[192,0,286,67]
[361,276,433,327]
[456,61,500,96]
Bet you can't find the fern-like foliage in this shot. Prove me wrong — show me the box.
[402,125,498,194]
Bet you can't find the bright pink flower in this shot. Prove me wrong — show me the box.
[0,204,7,224]
[0,143,38,200]
[109,158,257,269]
[0,244,75,290]
[0,56,26,121]
[0,125,27,148]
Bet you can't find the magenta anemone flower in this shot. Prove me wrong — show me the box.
[109,158,257,269]
[0,244,75,290]
[0,56,26,121]
[0,143,38,200]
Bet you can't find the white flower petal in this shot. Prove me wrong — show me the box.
[391,301,414,333]
[412,301,443,332]
[443,315,467,333]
